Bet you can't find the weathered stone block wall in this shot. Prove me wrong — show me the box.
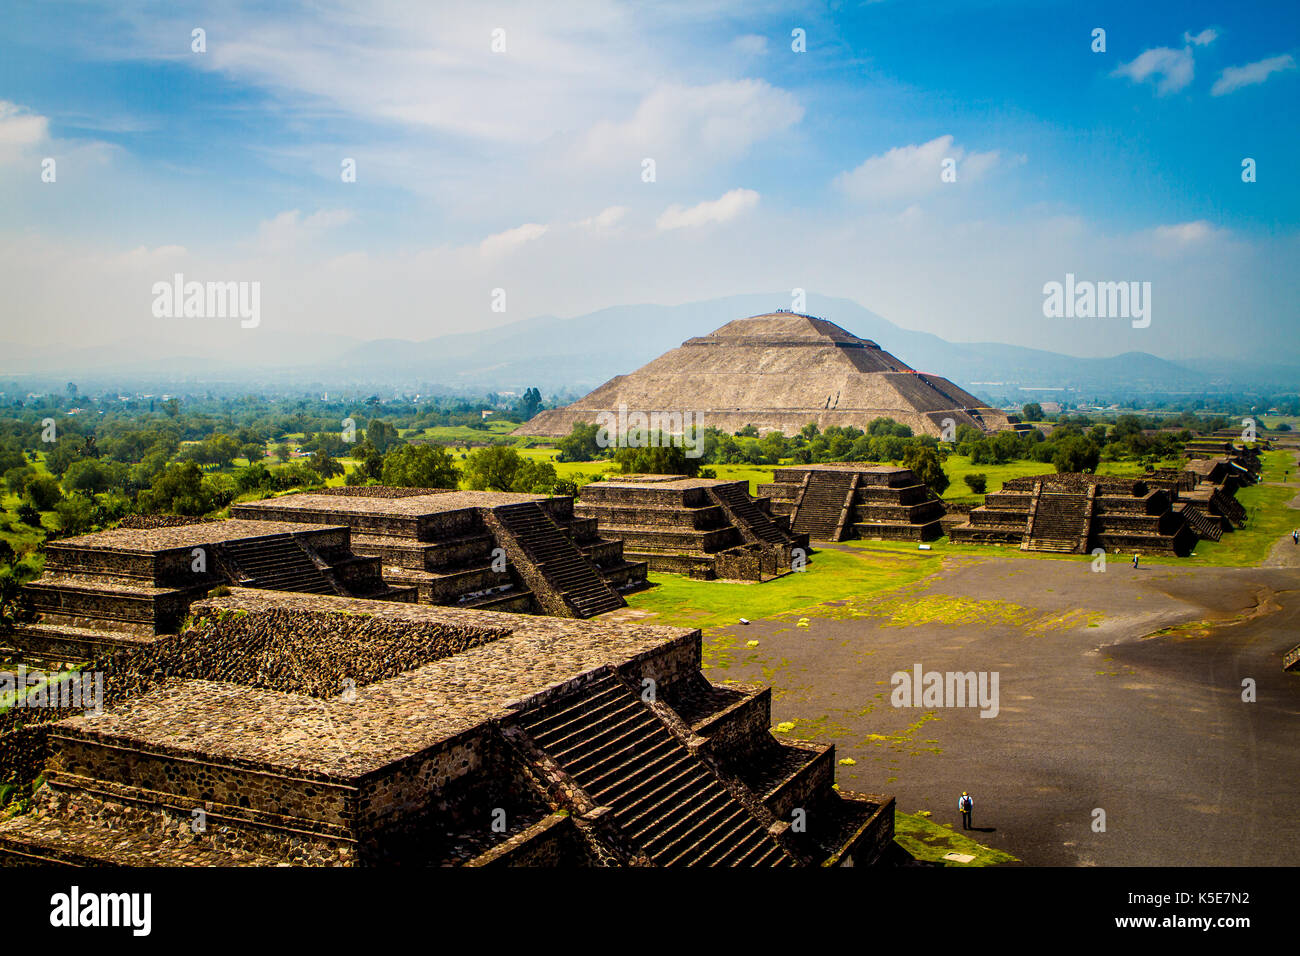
[695,686,771,763]
[765,741,834,820]
[53,734,353,829]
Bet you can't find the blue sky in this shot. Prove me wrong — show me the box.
[1,0,1297,366]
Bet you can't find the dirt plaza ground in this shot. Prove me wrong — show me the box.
[612,449,1300,865]
[698,547,1299,866]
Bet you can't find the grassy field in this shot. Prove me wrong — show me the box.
[893,810,1019,866]
[625,545,944,633]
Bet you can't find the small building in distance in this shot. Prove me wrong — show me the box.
[0,589,894,867]
[231,486,646,619]
[759,463,945,541]
[574,475,809,581]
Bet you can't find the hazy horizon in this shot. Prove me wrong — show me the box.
[2,1,1298,369]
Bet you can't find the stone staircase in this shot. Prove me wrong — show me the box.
[1178,503,1222,541]
[1024,491,1090,553]
[1211,488,1247,526]
[221,536,338,594]
[493,503,624,617]
[708,483,788,544]
[792,471,855,539]
[515,673,794,866]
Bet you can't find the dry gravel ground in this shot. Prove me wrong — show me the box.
[711,554,1300,866]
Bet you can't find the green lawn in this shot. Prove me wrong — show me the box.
[1260,447,1297,484]
[893,810,1018,866]
[625,545,943,634]
[938,455,1057,503]
[408,421,549,445]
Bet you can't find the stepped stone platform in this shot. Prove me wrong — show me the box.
[950,474,1201,555]
[1183,441,1262,477]
[574,476,810,581]
[759,464,944,542]
[0,589,894,867]
[1142,461,1249,534]
[515,311,1011,440]
[232,487,646,619]
[2,519,405,667]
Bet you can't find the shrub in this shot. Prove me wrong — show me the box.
[24,475,63,511]
[963,473,988,495]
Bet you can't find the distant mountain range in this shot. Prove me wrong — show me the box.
[4,293,1297,401]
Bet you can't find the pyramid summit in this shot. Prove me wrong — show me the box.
[516,310,1011,439]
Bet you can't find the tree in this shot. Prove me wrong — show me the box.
[614,440,700,477]
[141,461,214,515]
[16,503,42,527]
[353,440,384,480]
[464,446,525,491]
[511,459,558,494]
[381,444,459,489]
[310,448,344,480]
[234,462,271,492]
[24,475,63,511]
[903,444,949,496]
[44,437,84,476]
[366,420,402,454]
[1051,436,1101,474]
[54,493,96,536]
[240,442,265,464]
[556,422,605,462]
[1022,402,1043,422]
[1113,415,1143,441]
[4,465,34,497]
[274,443,292,464]
[63,458,126,496]
[963,473,988,495]
[520,387,542,420]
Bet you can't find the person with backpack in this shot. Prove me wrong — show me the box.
[959,791,974,829]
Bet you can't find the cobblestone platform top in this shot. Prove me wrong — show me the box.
[590,475,740,489]
[237,490,556,516]
[54,519,341,553]
[52,589,698,778]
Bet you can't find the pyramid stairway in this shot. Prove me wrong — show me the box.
[514,673,795,866]
[708,483,788,544]
[222,536,338,594]
[494,503,624,617]
[1024,492,1089,553]
[1178,503,1222,541]
[791,471,855,539]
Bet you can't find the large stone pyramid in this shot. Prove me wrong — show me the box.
[516,311,1010,438]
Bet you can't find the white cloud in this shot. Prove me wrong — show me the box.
[833,135,1000,203]
[1211,54,1297,95]
[571,80,802,170]
[109,245,188,268]
[576,206,626,233]
[1184,29,1217,47]
[254,208,354,252]
[1112,46,1196,95]
[656,188,759,230]
[480,222,549,257]
[1153,220,1216,244]
[0,101,50,164]
[732,34,769,55]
